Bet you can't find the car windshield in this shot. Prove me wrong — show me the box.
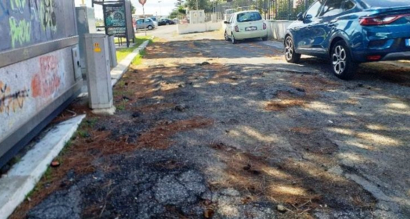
[361,0,410,8]
[237,12,262,22]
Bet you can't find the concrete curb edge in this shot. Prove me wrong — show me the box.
[0,115,86,219]
[111,36,154,86]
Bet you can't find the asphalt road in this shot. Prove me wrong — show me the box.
[17,27,410,219]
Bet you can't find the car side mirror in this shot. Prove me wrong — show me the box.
[305,14,313,21]
[224,21,230,24]
[297,12,304,21]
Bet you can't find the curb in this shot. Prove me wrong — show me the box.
[0,36,154,219]
[111,36,154,86]
[0,115,86,219]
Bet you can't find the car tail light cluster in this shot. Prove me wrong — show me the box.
[235,25,239,32]
[263,23,267,30]
[360,14,410,26]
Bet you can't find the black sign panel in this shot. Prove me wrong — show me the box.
[104,4,126,36]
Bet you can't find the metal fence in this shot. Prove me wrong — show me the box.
[216,0,316,21]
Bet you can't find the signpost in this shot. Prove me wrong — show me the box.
[139,0,147,36]
[94,0,135,48]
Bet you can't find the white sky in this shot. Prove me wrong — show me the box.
[75,0,178,18]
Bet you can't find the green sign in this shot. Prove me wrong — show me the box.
[104,4,126,36]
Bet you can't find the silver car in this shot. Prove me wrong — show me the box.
[135,18,156,30]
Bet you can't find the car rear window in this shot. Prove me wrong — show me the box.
[237,12,262,22]
[362,0,410,8]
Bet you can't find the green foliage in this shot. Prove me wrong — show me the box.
[116,36,152,62]
[77,129,89,138]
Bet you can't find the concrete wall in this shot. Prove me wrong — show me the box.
[178,22,222,35]
[267,20,293,40]
[0,48,76,143]
[0,0,81,167]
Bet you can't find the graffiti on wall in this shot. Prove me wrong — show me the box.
[31,55,61,99]
[9,17,31,48]
[0,81,30,114]
[39,0,56,31]
[6,0,58,49]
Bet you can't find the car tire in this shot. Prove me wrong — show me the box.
[262,36,268,41]
[284,36,301,63]
[331,41,356,80]
[224,31,229,41]
[231,32,237,44]
[147,25,153,30]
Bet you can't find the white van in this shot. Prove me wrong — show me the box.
[224,10,268,44]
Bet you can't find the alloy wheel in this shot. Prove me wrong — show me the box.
[285,37,294,61]
[332,45,346,75]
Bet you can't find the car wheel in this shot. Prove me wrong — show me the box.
[262,36,268,41]
[231,32,237,44]
[224,31,229,41]
[147,25,153,30]
[284,36,301,63]
[331,41,356,80]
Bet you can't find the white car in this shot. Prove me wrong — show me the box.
[224,10,268,44]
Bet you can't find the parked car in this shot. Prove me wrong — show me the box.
[224,10,268,44]
[135,18,156,30]
[158,18,175,26]
[284,0,410,79]
[150,17,159,27]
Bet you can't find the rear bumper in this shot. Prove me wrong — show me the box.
[234,30,268,40]
[353,51,410,62]
[381,51,410,61]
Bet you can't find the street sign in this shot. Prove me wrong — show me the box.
[139,0,147,6]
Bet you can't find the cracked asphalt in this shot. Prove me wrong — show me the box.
[12,26,410,219]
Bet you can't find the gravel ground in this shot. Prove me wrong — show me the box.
[12,30,410,219]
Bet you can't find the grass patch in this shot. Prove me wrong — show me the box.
[116,36,153,62]
[116,100,127,111]
[132,50,146,65]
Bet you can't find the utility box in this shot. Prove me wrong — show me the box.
[189,10,205,24]
[76,7,97,77]
[108,35,118,68]
[84,34,114,111]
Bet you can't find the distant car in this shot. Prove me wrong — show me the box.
[150,17,159,27]
[285,0,410,80]
[224,10,268,44]
[135,18,156,30]
[158,18,175,26]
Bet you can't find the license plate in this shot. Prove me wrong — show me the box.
[245,26,257,31]
[406,39,410,47]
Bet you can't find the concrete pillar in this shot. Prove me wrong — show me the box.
[108,36,118,68]
[84,34,115,115]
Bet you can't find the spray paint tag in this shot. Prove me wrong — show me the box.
[94,43,102,53]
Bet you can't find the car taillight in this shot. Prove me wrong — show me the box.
[367,55,382,61]
[235,25,239,32]
[263,23,267,30]
[360,14,410,26]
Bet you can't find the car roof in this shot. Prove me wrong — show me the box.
[233,10,260,15]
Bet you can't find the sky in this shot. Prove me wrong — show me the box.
[75,0,178,18]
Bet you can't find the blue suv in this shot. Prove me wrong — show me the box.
[285,0,410,79]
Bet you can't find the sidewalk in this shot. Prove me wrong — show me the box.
[0,38,152,219]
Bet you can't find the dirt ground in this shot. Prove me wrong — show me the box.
[10,31,410,219]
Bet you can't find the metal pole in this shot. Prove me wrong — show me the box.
[196,0,199,10]
[143,6,146,36]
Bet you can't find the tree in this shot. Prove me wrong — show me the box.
[131,3,136,14]
[185,0,212,12]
